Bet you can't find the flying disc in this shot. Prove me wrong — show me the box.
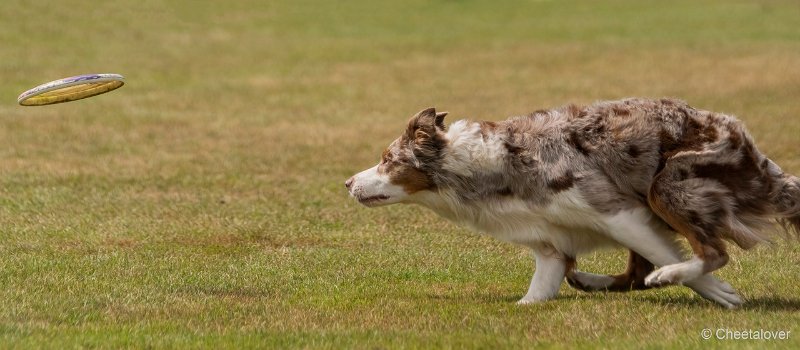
[17,73,125,106]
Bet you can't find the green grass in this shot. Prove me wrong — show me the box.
[2,0,800,348]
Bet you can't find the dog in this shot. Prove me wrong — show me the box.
[345,98,800,308]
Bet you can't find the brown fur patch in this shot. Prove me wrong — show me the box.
[670,116,719,156]
[496,187,513,196]
[692,162,755,195]
[479,121,497,140]
[387,163,434,194]
[658,129,679,150]
[729,133,742,150]
[566,251,654,292]
[567,131,591,155]
[612,106,631,116]
[480,121,498,130]
[656,115,719,173]
[381,148,391,161]
[660,98,675,105]
[692,148,772,216]
[565,256,577,273]
[504,142,523,155]
[609,251,655,291]
[627,144,641,158]
[548,171,576,192]
[566,104,583,117]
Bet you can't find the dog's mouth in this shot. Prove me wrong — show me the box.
[357,194,390,206]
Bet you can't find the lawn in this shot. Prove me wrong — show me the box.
[1,0,800,348]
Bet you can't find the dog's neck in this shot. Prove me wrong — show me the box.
[438,120,509,179]
[409,120,512,219]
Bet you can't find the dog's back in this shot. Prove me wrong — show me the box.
[532,98,800,247]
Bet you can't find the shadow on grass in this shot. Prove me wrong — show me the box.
[424,291,598,304]
[739,296,800,311]
[426,289,800,311]
[638,294,800,311]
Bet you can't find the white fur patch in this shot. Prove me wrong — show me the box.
[684,275,743,309]
[349,164,408,206]
[602,209,684,266]
[519,245,567,304]
[441,121,507,177]
[645,255,705,286]
[413,187,617,256]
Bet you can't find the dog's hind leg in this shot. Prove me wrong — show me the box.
[566,250,655,292]
[517,243,568,305]
[643,169,732,287]
[601,208,742,308]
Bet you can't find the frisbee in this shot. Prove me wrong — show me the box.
[17,73,125,106]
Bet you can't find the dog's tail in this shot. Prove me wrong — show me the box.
[772,172,800,238]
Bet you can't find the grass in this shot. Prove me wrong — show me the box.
[1,0,800,348]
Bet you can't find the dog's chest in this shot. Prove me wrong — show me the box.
[454,188,619,254]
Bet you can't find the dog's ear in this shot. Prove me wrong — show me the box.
[406,108,448,160]
[434,111,448,129]
[407,107,447,139]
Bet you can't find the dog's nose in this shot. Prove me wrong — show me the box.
[345,177,354,190]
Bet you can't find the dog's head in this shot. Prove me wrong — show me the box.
[346,107,448,207]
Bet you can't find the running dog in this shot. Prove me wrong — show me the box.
[345,98,800,308]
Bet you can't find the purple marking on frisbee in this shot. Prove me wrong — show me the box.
[62,74,104,83]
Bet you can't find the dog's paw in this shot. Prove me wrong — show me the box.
[645,264,689,287]
[645,258,706,287]
[684,275,743,309]
[516,293,558,305]
[516,297,545,306]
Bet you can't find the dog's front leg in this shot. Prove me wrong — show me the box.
[517,244,567,305]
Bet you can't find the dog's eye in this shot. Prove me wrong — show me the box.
[395,156,415,168]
